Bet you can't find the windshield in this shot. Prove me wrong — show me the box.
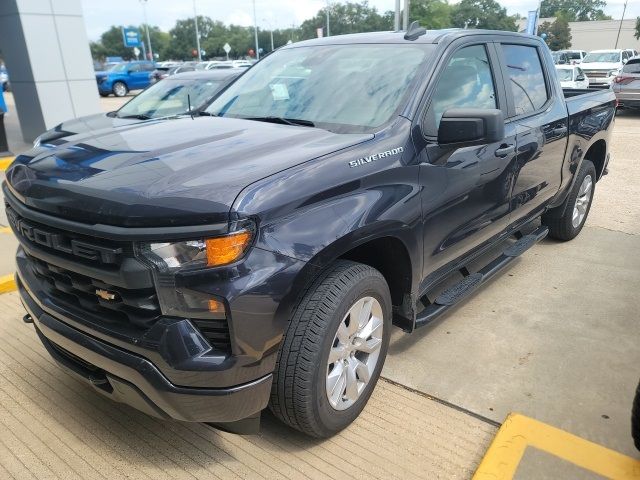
[565,51,582,60]
[623,60,640,73]
[108,63,129,72]
[205,44,433,132]
[556,69,573,81]
[583,52,621,63]
[117,78,226,119]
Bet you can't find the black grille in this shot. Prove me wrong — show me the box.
[30,256,161,329]
[7,204,128,266]
[191,319,231,352]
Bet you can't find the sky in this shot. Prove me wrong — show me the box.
[80,0,640,41]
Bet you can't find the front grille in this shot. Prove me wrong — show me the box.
[7,204,128,267]
[30,256,161,329]
[584,70,608,79]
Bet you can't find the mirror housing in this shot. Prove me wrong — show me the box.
[576,74,586,81]
[437,108,505,148]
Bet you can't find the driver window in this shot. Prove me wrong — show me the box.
[425,44,497,137]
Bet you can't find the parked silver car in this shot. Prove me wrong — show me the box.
[613,57,640,110]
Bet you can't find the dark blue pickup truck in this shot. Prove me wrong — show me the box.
[4,26,615,438]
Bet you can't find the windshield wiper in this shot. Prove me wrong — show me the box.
[117,113,153,120]
[246,116,315,127]
[198,111,219,117]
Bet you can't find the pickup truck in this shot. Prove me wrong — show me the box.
[4,27,615,438]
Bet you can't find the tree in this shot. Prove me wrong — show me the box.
[540,0,611,22]
[635,17,640,40]
[410,0,453,30]
[298,1,392,40]
[451,0,518,31]
[539,15,572,50]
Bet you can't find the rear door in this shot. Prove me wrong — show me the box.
[497,42,568,225]
[417,40,517,280]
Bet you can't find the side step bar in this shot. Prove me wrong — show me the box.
[414,225,549,330]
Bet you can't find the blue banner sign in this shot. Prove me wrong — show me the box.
[122,28,142,48]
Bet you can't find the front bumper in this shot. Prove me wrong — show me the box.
[17,275,272,424]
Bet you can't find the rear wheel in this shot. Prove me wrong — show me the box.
[542,159,596,241]
[112,81,127,97]
[269,260,391,438]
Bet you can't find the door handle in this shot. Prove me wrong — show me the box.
[495,144,515,158]
[552,126,568,136]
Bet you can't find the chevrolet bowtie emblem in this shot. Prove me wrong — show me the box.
[95,288,117,301]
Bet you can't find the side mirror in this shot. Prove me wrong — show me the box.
[623,59,628,65]
[438,108,505,148]
[576,75,586,81]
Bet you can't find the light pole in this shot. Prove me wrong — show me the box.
[193,0,202,61]
[263,18,275,52]
[615,0,629,49]
[326,1,330,37]
[403,0,410,30]
[140,0,153,60]
[394,0,401,31]
[253,0,260,60]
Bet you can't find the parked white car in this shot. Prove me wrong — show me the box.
[559,50,588,64]
[580,49,631,87]
[556,65,589,89]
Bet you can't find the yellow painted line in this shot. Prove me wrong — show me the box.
[474,413,640,480]
[0,156,14,171]
[0,226,12,234]
[0,274,16,294]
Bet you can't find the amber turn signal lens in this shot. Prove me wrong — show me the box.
[208,299,225,314]
[205,231,252,266]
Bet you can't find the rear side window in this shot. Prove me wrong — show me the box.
[425,44,497,137]
[502,44,549,116]
[623,59,640,73]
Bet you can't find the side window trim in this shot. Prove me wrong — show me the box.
[419,41,506,139]
[497,42,553,121]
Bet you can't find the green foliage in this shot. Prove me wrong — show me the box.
[635,17,640,41]
[410,0,453,30]
[90,0,528,62]
[451,0,518,31]
[540,0,611,22]
[538,15,572,50]
[298,1,392,40]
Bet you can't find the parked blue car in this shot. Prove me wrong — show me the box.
[96,61,155,97]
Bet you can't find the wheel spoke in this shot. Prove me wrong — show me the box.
[327,363,346,405]
[352,357,371,384]
[357,297,374,329]
[328,346,344,364]
[346,299,365,336]
[344,361,359,401]
[356,337,382,354]
[336,321,350,345]
[357,314,383,342]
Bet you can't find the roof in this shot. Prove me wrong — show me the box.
[283,29,541,48]
[167,69,244,81]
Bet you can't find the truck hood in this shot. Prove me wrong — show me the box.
[6,116,373,227]
[579,62,620,71]
[37,113,145,145]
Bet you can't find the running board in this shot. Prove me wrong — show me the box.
[413,226,549,330]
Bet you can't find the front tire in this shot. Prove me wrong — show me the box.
[270,260,391,438]
[542,159,596,241]
[112,81,128,97]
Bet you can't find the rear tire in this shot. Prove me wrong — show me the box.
[542,159,596,241]
[269,260,391,438]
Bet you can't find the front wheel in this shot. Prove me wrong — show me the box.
[270,260,391,438]
[542,159,596,241]
[112,81,128,97]
[632,380,640,451]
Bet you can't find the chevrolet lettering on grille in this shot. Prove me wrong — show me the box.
[7,207,123,264]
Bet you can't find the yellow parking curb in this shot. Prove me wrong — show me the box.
[0,156,14,171]
[0,274,16,294]
[474,413,640,479]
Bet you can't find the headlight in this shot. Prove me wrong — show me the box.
[608,69,620,77]
[138,227,254,319]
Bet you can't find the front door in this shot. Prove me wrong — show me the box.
[416,42,516,285]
